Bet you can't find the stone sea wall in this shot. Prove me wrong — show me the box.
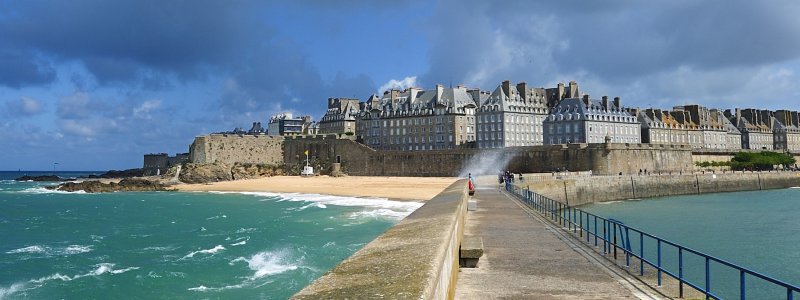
[291,180,469,299]
[522,172,800,206]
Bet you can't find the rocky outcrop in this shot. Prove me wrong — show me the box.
[177,162,283,184]
[47,178,173,193]
[230,163,283,180]
[83,168,145,179]
[15,175,64,181]
[178,163,233,184]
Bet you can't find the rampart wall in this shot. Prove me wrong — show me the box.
[189,134,284,166]
[282,138,694,176]
[523,172,800,206]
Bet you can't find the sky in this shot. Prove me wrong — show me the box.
[2,0,800,170]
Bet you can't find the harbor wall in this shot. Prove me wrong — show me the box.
[188,134,284,166]
[523,172,800,206]
[291,179,469,300]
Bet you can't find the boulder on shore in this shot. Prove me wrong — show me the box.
[46,178,172,193]
[15,175,63,182]
[179,163,233,184]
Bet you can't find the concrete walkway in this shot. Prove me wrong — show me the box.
[454,184,663,299]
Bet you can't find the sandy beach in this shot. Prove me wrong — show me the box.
[174,176,459,201]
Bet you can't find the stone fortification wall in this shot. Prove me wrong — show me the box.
[282,138,693,177]
[523,172,800,205]
[292,180,468,299]
[189,134,284,166]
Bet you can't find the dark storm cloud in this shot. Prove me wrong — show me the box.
[0,49,56,88]
[0,0,260,86]
[422,0,800,91]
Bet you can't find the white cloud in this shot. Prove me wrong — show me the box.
[378,76,418,93]
[133,100,162,119]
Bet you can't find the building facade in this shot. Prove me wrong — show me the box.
[773,110,800,152]
[318,97,360,135]
[543,95,640,144]
[356,84,478,150]
[268,112,310,136]
[725,109,774,150]
[475,81,551,148]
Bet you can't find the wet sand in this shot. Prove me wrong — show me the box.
[174,176,459,201]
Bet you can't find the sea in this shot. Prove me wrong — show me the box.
[0,171,421,299]
[582,188,800,299]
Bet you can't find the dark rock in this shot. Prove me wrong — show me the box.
[46,178,173,193]
[15,175,62,182]
[179,163,233,184]
[80,168,145,179]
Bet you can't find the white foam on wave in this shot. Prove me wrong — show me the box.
[348,208,410,220]
[17,187,87,194]
[6,244,93,256]
[180,245,225,260]
[6,245,47,254]
[1,263,138,298]
[229,249,299,278]
[0,283,26,299]
[230,240,247,246]
[213,191,423,219]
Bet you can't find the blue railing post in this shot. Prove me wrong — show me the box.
[593,216,598,247]
[639,231,644,276]
[706,257,711,300]
[657,240,662,287]
[740,270,745,300]
[679,248,684,298]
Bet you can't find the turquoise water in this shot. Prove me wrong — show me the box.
[0,172,420,299]
[582,188,800,299]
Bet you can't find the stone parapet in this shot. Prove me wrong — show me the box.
[292,179,469,300]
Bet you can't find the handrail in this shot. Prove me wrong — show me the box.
[504,182,800,300]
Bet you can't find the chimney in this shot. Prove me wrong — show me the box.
[436,84,444,100]
[568,81,578,98]
[328,98,334,108]
[557,83,565,100]
[582,94,590,107]
[502,80,511,97]
[613,97,620,109]
[516,82,528,100]
[602,96,609,110]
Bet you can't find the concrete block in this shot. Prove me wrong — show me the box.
[468,200,477,211]
[460,236,484,268]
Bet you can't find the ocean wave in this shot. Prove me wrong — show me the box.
[348,208,410,220]
[0,283,26,299]
[212,191,423,219]
[180,245,225,260]
[5,244,93,255]
[17,187,87,194]
[206,214,228,220]
[1,263,138,298]
[235,227,256,234]
[229,249,299,278]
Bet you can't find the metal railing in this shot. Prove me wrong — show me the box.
[505,183,800,300]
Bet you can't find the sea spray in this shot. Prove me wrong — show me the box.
[457,150,514,177]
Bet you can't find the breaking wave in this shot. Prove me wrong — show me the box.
[6,245,93,256]
[180,245,225,260]
[0,263,138,298]
[17,187,87,194]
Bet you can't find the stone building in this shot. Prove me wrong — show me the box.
[773,110,800,152]
[143,152,189,174]
[725,108,774,150]
[475,80,550,148]
[543,95,640,144]
[673,105,734,149]
[318,97,360,135]
[355,84,478,150]
[633,108,691,145]
[714,108,743,150]
[268,112,311,136]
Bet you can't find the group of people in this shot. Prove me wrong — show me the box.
[498,171,522,184]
